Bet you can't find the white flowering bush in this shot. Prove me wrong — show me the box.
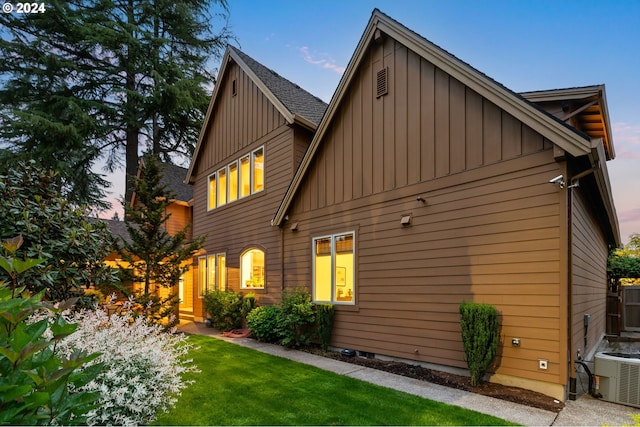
[38,307,197,426]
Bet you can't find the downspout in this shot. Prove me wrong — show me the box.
[567,180,576,400]
[280,226,285,291]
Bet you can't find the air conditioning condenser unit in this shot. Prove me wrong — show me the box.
[594,352,640,408]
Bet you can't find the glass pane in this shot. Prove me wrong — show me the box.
[198,257,207,296]
[240,156,250,198]
[208,174,216,210]
[228,162,238,202]
[242,249,264,288]
[314,238,332,302]
[253,148,264,193]
[335,251,354,303]
[208,255,216,291]
[217,168,227,206]
[217,254,226,291]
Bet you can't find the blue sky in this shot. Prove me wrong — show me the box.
[105,0,640,244]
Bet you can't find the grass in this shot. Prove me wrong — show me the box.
[154,335,516,426]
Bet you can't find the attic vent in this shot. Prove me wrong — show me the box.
[376,67,388,98]
[232,79,237,96]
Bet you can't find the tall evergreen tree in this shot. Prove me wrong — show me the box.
[0,0,232,204]
[116,151,204,296]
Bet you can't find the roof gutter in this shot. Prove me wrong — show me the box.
[587,138,621,247]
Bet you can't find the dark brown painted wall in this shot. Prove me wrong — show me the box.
[283,37,567,388]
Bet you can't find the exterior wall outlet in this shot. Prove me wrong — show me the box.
[539,360,548,370]
[511,338,520,347]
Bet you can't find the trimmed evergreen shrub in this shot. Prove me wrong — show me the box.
[459,301,500,387]
[316,304,335,351]
[279,288,316,348]
[246,305,281,343]
[203,290,244,332]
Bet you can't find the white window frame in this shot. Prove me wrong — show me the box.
[312,231,355,305]
[206,146,265,210]
[240,248,265,289]
[198,253,227,296]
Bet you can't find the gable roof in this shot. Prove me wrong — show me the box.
[272,8,619,243]
[131,160,192,206]
[520,85,614,160]
[185,46,328,184]
[159,163,192,203]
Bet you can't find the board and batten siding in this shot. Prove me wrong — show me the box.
[191,61,318,316]
[283,37,567,397]
[571,189,608,359]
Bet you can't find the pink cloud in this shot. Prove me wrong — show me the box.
[612,122,640,160]
[299,46,346,74]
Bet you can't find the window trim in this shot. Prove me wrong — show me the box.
[240,247,265,290]
[207,146,264,211]
[198,253,227,297]
[312,231,356,305]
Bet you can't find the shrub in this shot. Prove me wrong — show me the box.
[279,288,316,348]
[49,307,197,426]
[203,290,246,332]
[316,304,335,351]
[0,161,118,302]
[246,305,282,343]
[0,238,102,425]
[459,301,500,387]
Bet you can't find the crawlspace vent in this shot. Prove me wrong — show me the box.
[618,362,640,407]
[376,67,388,98]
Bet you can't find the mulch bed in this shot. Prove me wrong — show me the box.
[304,346,566,413]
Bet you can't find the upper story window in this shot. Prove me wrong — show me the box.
[208,146,264,211]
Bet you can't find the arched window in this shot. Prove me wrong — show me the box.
[241,248,265,289]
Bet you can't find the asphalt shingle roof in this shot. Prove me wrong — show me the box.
[159,163,192,202]
[230,45,328,127]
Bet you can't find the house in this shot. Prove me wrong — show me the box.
[187,9,620,402]
[103,161,196,320]
[185,45,328,317]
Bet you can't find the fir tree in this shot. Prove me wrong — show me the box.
[116,152,204,297]
[0,0,232,204]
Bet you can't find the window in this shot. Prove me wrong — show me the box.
[228,161,238,202]
[206,146,264,210]
[198,253,227,296]
[240,155,250,198]
[208,173,216,211]
[252,147,264,193]
[313,232,355,304]
[241,248,265,289]
[198,256,208,296]
[217,168,227,207]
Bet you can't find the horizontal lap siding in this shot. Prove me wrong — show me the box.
[191,59,307,314]
[571,190,608,357]
[285,37,564,386]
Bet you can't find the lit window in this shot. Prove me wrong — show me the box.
[313,232,355,304]
[241,248,265,289]
[217,167,227,207]
[253,148,264,193]
[198,256,207,296]
[228,161,238,202]
[198,254,226,296]
[208,173,216,210]
[217,253,227,291]
[240,155,250,198]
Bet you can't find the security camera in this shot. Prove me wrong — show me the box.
[549,175,564,184]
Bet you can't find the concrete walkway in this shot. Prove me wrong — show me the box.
[178,321,639,426]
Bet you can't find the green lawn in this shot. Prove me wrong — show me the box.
[154,335,515,426]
